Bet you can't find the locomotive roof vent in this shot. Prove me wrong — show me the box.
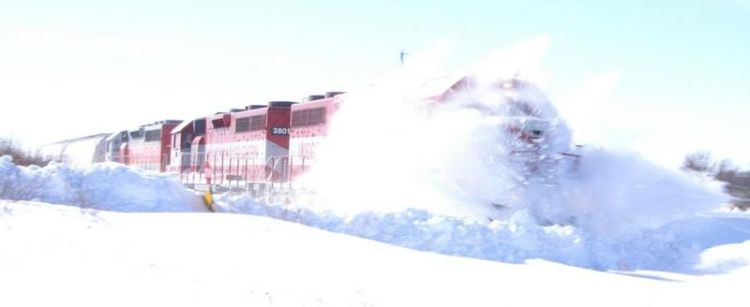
[325,91,345,98]
[307,94,325,101]
[230,108,244,113]
[143,120,180,127]
[268,101,296,108]
[247,105,267,110]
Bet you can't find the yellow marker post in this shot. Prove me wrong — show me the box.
[203,190,214,211]
[203,176,214,212]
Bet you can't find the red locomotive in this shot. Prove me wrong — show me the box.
[288,92,344,180]
[103,76,579,193]
[168,117,207,173]
[201,101,293,191]
[104,120,180,172]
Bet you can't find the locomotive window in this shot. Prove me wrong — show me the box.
[194,119,206,135]
[309,107,326,125]
[291,109,308,127]
[236,117,250,132]
[211,118,228,128]
[145,129,162,142]
[291,107,326,127]
[249,115,266,131]
[236,115,265,132]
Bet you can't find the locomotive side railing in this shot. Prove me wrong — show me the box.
[109,151,316,194]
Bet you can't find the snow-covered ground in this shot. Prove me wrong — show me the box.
[2,200,750,307]
[1,157,750,306]
[214,193,750,273]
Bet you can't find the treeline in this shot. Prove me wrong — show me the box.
[683,151,750,210]
[0,139,56,167]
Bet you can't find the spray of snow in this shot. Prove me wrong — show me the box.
[0,155,205,212]
[292,38,726,235]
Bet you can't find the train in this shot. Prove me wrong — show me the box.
[102,75,580,194]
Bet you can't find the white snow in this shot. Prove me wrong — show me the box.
[0,154,749,306]
[213,192,750,272]
[0,155,206,212]
[288,70,727,237]
[1,199,749,307]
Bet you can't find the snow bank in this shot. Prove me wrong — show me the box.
[214,194,750,272]
[0,155,205,212]
[0,152,743,273]
[5,200,749,307]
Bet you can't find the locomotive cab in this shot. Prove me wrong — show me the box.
[434,76,579,175]
[104,130,129,163]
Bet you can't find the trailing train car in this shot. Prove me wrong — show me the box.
[104,130,129,164]
[168,117,207,173]
[104,120,181,172]
[202,101,294,189]
[41,133,110,166]
[288,92,344,180]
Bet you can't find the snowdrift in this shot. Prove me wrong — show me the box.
[0,153,747,273]
[0,155,206,212]
[213,193,750,272]
[3,200,749,307]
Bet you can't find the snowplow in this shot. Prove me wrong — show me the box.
[430,75,581,177]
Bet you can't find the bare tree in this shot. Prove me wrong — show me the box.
[715,159,738,182]
[682,151,714,174]
[0,138,56,167]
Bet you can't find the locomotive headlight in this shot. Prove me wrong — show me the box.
[500,79,517,89]
[521,118,548,141]
[498,117,550,148]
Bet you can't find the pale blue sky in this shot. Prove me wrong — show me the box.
[1,0,748,167]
